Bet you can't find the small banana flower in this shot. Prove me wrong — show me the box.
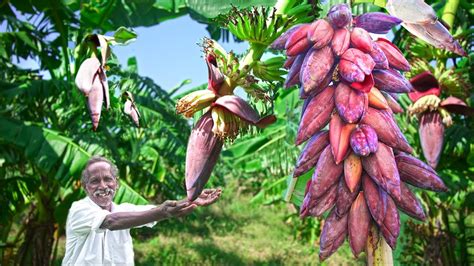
[123,91,141,127]
[178,45,275,141]
[176,89,217,118]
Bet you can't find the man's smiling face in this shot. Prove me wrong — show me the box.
[84,161,118,211]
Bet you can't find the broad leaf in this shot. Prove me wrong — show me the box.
[353,0,387,7]
[0,116,148,204]
[286,169,313,207]
[186,0,277,20]
[112,27,137,45]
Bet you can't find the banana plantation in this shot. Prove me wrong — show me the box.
[0,0,472,265]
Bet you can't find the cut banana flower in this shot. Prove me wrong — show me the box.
[385,0,467,56]
[123,91,141,127]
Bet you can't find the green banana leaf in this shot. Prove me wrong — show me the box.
[0,116,147,205]
[68,0,277,32]
[187,0,277,20]
[353,0,387,7]
[286,170,313,206]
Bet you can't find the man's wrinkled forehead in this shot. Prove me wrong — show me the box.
[87,161,113,177]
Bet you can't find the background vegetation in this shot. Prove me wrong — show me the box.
[0,0,472,265]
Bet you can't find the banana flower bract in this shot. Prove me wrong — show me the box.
[385,0,467,56]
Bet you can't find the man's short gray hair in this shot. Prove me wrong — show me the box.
[81,156,119,187]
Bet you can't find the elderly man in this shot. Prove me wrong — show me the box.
[62,156,221,265]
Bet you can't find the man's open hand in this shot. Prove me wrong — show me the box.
[160,200,196,218]
[158,188,221,220]
[192,188,222,206]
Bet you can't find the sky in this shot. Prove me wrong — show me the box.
[13,14,249,94]
[112,15,250,91]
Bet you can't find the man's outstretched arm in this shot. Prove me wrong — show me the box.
[100,188,221,231]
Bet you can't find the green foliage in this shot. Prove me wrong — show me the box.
[0,1,196,263]
[112,27,138,45]
[188,0,277,20]
[353,0,386,7]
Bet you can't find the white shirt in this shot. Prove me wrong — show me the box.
[62,197,156,265]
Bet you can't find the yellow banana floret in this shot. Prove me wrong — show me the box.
[176,90,216,118]
[408,95,441,116]
[439,108,453,127]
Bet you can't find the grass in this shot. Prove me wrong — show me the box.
[55,181,365,265]
[131,181,364,265]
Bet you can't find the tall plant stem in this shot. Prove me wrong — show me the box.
[367,225,393,266]
[239,43,266,71]
[442,0,460,29]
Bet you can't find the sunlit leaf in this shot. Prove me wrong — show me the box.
[112,27,138,45]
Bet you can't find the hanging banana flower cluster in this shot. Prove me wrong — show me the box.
[75,34,111,131]
[273,4,448,260]
[75,31,141,130]
[408,71,474,169]
[176,39,276,201]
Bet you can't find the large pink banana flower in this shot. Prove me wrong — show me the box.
[408,71,474,168]
[177,48,276,200]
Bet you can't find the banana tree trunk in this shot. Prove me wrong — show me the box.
[16,218,55,266]
[15,188,56,266]
[367,225,393,266]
